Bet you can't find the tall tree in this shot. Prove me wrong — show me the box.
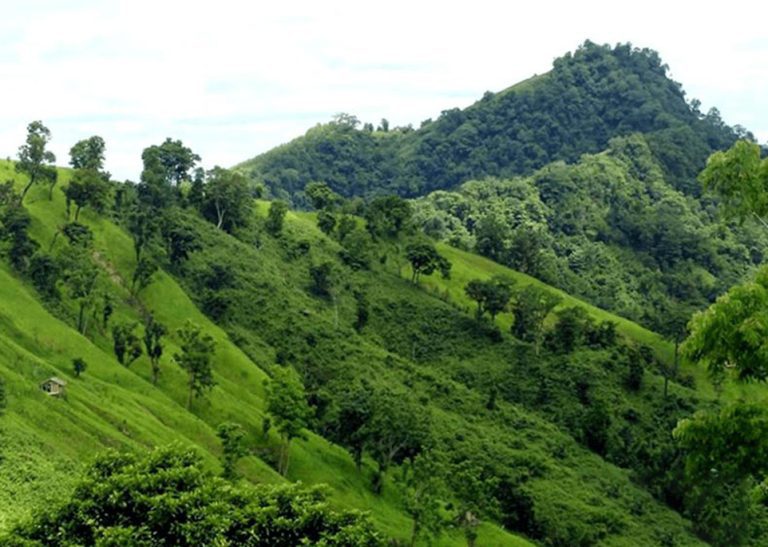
[200,167,253,232]
[141,138,201,187]
[464,276,514,321]
[112,322,143,366]
[216,422,248,480]
[16,121,57,202]
[69,136,106,171]
[511,285,562,352]
[265,200,288,236]
[405,452,446,547]
[266,365,312,476]
[143,314,167,385]
[405,241,451,283]
[175,320,216,408]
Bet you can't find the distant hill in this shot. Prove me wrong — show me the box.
[237,41,750,201]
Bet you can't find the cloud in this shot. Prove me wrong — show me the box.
[0,0,765,180]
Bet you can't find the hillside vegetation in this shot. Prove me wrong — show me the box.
[236,41,763,335]
[0,149,715,545]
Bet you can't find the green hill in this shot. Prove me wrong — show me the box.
[234,42,762,336]
[0,158,718,544]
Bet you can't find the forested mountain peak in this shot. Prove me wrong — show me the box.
[238,41,749,201]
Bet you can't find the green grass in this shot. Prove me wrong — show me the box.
[0,162,534,545]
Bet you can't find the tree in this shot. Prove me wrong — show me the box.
[1,201,39,272]
[131,257,158,295]
[405,241,451,283]
[69,136,106,171]
[141,138,201,187]
[216,422,248,480]
[699,140,768,224]
[305,181,340,210]
[127,206,158,263]
[112,322,143,366]
[405,452,446,547]
[464,277,514,321]
[510,285,561,351]
[354,289,369,333]
[16,121,57,202]
[72,357,87,378]
[6,445,382,546]
[175,321,216,408]
[364,388,430,494]
[265,200,288,236]
[546,306,594,353]
[143,314,167,385]
[365,195,412,239]
[309,261,334,297]
[316,209,337,235]
[674,403,768,545]
[60,248,99,335]
[266,365,312,476]
[29,253,60,299]
[325,380,373,471]
[683,267,768,382]
[63,168,109,221]
[201,167,253,232]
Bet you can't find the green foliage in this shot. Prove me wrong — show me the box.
[141,138,200,187]
[404,452,447,546]
[546,307,594,353]
[143,314,167,385]
[69,135,106,171]
[683,267,768,382]
[216,422,248,480]
[241,42,740,201]
[16,121,57,202]
[305,181,340,210]
[63,168,109,220]
[131,257,157,295]
[365,196,412,239]
[405,241,451,284]
[265,200,288,236]
[266,366,312,475]
[72,357,87,378]
[510,285,561,347]
[175,320,216,408]
[112,322,143,366]
[309,261,335,297]
[5,445,382,546]
[699,139,768,223]
[200,166,253,232]
[464,276,514,321]
[675,404,768,545]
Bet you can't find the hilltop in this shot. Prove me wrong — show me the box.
[236,42,764,333]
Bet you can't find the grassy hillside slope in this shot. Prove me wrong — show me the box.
[0,160,529,545]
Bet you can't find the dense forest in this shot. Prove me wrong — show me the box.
[2,41,768,546]
[238,41,749,200]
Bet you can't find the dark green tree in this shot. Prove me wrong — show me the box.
[309,261,334,297]
[365,195,412,239]
[63,168,109,221]
[405,452,447,547]
[175,320,216,408]
[464,276,514,321]
[216,422,248,480]
[265,200,288,236]
[201,167,253,232]
[29,253,60,299]
[16,121,57,202]
[405,241,451,283]
[511,285,561,351]
[131,257,158,295]
[6,445,382,546]
[69,136,106,171]
[546,306,594,353]
[112,322,143,366]
[266,365,312,476]
[354,289,369,333]
[60,248,99,334]
[305,181,340,210]
[141,138,201,187]
[72,357,87,378]
[143,314,167,385]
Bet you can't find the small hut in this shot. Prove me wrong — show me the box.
[40,377,67,397]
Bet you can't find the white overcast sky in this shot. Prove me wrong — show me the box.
[0,0,766,180]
